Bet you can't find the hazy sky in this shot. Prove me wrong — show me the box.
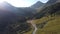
[0,0,49,7]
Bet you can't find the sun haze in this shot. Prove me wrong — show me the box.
[0,0,49,7]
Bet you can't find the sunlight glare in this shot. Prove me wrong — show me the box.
[0,0,5,3]
[0,0,49,7]
[6,0,32,7]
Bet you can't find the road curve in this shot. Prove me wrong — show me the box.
[27,20,37,34]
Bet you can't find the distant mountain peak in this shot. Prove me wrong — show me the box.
[46,0,57,5]
[0,1,13,8]
[1,1,14,7]
[36,1,43,3]
[30,1,45,8]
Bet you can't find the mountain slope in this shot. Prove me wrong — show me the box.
[23,1,60,34]
[46,0,57,5]
[30,1,45,8]
[33,2,60,34]
[0,1,18,13]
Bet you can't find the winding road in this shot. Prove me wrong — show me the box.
[27,20,37,34]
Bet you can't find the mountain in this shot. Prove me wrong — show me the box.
[17,7,37,20]
[0,5,19,34]
[34,2,60,19]
[30,1,45,8]
[0,2,32,34]
[0,2,18,13]
[37,0,59,13]
[30,3,60,34]
[24,2,60,34]
[0,2,37,20]
[46,0,57,5]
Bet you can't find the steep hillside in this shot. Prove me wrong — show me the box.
[24,2,60,34]
[0,1,60,34]
[34,3,60,34]
[17,7,37,20]
[34,3,60,19]
[0,2,33,34]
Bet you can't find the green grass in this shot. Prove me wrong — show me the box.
[24,15,60,34]
[35,15,60,34]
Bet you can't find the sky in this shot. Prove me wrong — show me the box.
[0,0,49,7]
